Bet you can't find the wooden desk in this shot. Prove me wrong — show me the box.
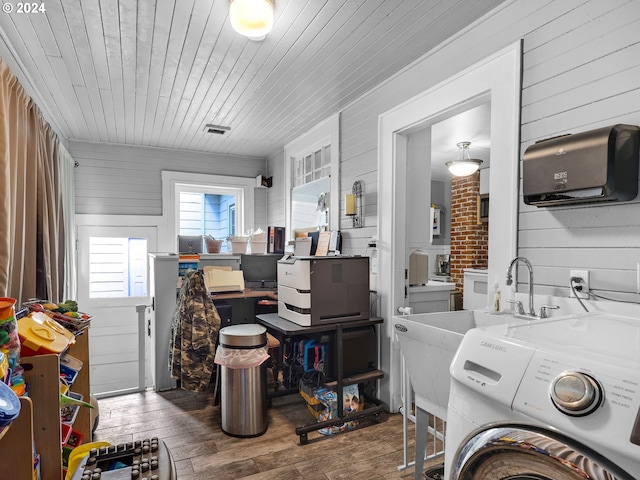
[211,288,277,301]
[256,313,384,444]
[212,289,278,324]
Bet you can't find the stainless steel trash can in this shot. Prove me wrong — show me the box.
[218,324,268,437]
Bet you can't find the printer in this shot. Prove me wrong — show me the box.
[277,256,370,326]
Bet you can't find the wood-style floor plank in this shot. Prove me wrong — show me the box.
[93,387,443,479]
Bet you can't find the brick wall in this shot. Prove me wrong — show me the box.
[450,171,488,292]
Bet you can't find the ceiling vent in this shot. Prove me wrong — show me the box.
[204,124,231,135]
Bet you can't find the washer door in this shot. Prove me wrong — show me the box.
[453,426,634,480]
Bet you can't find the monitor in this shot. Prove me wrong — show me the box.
[241,254,280,290]
[178,235,203,254]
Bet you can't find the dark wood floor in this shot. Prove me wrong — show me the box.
[93,386,443,479]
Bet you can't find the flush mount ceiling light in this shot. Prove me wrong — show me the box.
[229,0,274,41]
[446,141,483,177]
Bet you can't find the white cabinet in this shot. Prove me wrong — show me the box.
[149,254,178,391]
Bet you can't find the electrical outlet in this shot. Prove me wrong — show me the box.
[570,269,589,298]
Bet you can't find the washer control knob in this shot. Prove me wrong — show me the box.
[550,371,602,416]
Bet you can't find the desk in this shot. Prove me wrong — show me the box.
[256,313,384,444]
[212,289,278,301]
[212,289,278,325]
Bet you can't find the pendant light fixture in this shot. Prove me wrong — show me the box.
[229,0,275,41]
[446,141,483,177]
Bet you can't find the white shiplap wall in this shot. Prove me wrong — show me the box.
[253,187,268,232]
[70,141,267,222]
[267,149,286,228]
[268,0,640,301]
[518,0,640,300]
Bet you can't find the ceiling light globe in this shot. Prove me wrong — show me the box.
[446,159,482,177]
[230,0,274,40]
[447,141,483,176]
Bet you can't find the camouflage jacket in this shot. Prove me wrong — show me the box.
[170,269,220,391]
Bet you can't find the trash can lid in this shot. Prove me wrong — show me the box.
[219,324,267,348]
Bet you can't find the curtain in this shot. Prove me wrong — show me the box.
[58,143,77,301]
[0,57,65,304]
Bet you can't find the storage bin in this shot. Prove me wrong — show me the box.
[250,241,267,254]
[250,231,267,254]
[230,238,249,254]
[62,445,73,468]
[18,315,72,356]
[0,381,20,428]
[60,364,79,387]
[61,391,83,425]
[24,300,92,334]
[64,427,83,448]
[29,312,75,343]
[60,353,84,372]
[205,237,223,253]
[0,298,19,371]
[0,298,15,321]
[61,423,72,445]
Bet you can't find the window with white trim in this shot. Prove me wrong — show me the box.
[284,113,339,237]
[179,192,236,240]
[293,144,331,187]
[161,171,255,254]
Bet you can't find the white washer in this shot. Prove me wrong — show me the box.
[445,312,640,480]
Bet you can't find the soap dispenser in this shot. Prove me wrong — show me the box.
[488,277,501,313]
[493,281,502,313]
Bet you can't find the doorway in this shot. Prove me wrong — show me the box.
[404,100,491,293]
[377,42,522,411]
[77,225,158,397]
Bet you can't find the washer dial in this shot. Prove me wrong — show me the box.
[550,371,603,416]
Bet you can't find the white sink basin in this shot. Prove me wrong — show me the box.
[393,310,524,420]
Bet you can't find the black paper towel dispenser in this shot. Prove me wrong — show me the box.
[523,124,640,207]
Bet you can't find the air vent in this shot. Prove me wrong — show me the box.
[204,124,231,135]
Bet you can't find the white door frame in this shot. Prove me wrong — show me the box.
[378,42,522,411]
[77,215,159,396]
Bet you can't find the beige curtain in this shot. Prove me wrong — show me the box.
[58,143,76,301]
[0,57,65,304]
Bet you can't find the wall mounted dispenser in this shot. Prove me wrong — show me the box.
[523,124,640,207]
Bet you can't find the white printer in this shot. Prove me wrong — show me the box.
[277,255,370,326]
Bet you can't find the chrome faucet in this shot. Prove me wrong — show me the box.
[506,256,535,316]
[505,256,559,319]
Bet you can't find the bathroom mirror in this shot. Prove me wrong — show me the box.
[291,176,330,232]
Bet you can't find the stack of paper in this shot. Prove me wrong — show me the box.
[203,267,245,293]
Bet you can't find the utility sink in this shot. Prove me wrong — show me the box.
[393,310,524,420]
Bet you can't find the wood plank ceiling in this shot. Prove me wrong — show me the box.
[0,0,506,158]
